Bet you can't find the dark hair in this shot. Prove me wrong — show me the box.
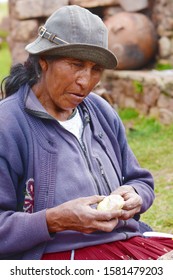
[1,54,42,98]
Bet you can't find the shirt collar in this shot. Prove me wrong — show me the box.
[25,88,53,119]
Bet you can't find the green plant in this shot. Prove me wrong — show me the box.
[133,80,143,94]
[118,108,139,120]
[0,2,11,84]
[0,41,11,84]
[0,2,8,23]
[155,63,173,71]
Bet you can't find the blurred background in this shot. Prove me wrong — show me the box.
[1,0,173,124]
[0,0,11,84]
[0,0,173,234]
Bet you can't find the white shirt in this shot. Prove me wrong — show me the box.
[58,109,83,142]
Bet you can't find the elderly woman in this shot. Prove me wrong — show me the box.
[0,5,173,260]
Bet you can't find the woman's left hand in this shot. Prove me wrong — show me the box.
[111,185,143,220]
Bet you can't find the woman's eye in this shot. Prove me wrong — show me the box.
[72,62,83,68]
[93,65,103,72]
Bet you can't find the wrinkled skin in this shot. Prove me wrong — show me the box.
[46,185,143,234]
[33,57,103,121]
[46,195,122,234]
[111,185,143,220]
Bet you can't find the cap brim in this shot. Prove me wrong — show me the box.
[25,37,117,70]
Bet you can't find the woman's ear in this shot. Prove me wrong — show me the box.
[39,58,48,71]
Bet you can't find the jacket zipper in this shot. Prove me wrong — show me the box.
[95,157,112,194]
[79,116,102,195]
[80,142,102,195]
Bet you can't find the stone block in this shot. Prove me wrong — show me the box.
[149,106,160,119]
[69,0,149,11]
[158,94,172,109]
[69,0,117,8]
[163,81,173,97]
[124,96,136,109]
[136,102,148,115]
[143,85,160,107]
[10,19,38,42]
[158,94,168,108]
[11,0,68,20]
[158,37,171,58]
[10,42,28,64]
[159,108,173,124]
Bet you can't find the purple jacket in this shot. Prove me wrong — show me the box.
[0,84,154,259]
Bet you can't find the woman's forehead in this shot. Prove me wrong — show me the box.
[48,57,103,68]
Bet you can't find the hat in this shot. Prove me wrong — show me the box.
[25,5,117,69]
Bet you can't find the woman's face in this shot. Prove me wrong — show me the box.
[35,57,103,120]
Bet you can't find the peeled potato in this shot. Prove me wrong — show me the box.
[97,194,124,211]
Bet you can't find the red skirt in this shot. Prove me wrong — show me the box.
[41,237,173,260]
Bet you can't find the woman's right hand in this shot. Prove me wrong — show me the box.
[46,195,122,234]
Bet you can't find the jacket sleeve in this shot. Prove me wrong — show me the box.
[87,93,155,214]
[115,112,155,214]
[0,116,52,259]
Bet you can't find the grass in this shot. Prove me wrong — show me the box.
[0,2,8,22]
[119,108,173,234]
[0,40,11,83]
[0,2,11,84]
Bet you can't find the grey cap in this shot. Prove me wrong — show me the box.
[25,5,117,69]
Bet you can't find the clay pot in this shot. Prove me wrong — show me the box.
[105,12,158,70]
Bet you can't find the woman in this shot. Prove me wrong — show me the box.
[0,5,172,260]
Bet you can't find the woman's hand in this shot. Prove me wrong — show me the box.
[46,195,122,234]
[111,185,143,220]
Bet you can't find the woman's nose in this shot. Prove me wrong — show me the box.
[76,68,91,88]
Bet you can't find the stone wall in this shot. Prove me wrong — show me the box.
[8,0,173,67]
[152,0,173,67]
[7,0,157,65]
[96,69,173,124]
[8,0,69,63]
[7,0,173,124]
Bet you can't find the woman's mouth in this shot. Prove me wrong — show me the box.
[68,92,86,103]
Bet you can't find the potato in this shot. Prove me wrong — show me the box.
[97,194,124,211]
